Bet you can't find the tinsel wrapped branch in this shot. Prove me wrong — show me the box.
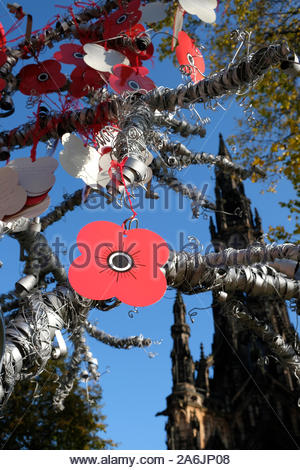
[149,130,265,178]
[1,238,299,408]
[0,42,292,155]
[224,300,300,379]
[145,42,291,110]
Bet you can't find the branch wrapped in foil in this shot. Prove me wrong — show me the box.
[145,42,291,111]
[108,99,154,194]
[164,248,300,299]
[85,320,152,349]
[203,243,300,267]
[153,113,206,138]
[0,42,292,155]
[0,286,71,406]
[151,162,215,217]
[149,130,264,178]
[224,300,300,379]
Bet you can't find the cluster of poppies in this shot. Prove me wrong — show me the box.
[17,0,158,98]
[0,0,219,306]
[12,0,213,99]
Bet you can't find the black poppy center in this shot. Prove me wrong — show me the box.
[108,251,133,272]
[128,79,140,90]
[116,13,128,24]
[38,72,49,82]
[73,52,83,59]
[187,53,195,66]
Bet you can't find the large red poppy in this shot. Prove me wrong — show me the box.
[68,221,169,306]
[175,31,205,83]
[103,0,141,40]
[19,60,67,96]
[109,64,155,94]
[53,43,85,67]
[69,66,107,98]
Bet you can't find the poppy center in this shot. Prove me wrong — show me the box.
[116,13,128,24]
[37,72,49,82]
[107,251,133,272]
[128,79,140,90]
[73,52,83,59]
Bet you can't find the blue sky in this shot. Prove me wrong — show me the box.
[0,0,297,450]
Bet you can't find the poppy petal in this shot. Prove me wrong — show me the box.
[103,0,142,39]
[176,31,205,82]
[111,264,167,307]
[53,43,84,66]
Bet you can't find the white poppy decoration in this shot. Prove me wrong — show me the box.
[178,0,217,23]
[96,127,119,187]
[97,150,117,188]
[83,43,130,73]
[5,197,51,222]
[60,133,100,187]
[7,157,58,196]
[172,4,185,50]
[0,167,27,220]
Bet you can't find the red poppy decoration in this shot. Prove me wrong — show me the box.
[175,31,205,83]
[53,43,85,67]
[0,22,6,51]
[69,66,107,98]
[120,24,154,66]
[19,60,67,96]
[68,221,169,306]
[103,0,142,40]
[25,192,48,207]
[109,64,155,94]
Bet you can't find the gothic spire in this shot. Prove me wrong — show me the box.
[171,291,195,389]
[213,133,257,247]
[195,343,209,395]
[218,133,232,160]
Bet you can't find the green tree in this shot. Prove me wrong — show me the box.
[0,359,116,450]
[208,0,299,242]
[156,0,299,241]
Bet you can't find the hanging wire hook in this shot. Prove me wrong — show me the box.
[115,193,124,208]
[128,306,139,318]
[187,306,211,323]
[125,217,139,231]
[187,236,204,252]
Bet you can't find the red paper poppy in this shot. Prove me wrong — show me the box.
[109,64,155,94]
[25,192,48,207]
[124,43,154,67]
[176,31,205,83]
[0,22,6,51]
[68,221,169,306]
[120,24,154,66]
[69,66,107,98]
[103,0,141,40]
[53,43,85,67]
[19,60,67,96]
